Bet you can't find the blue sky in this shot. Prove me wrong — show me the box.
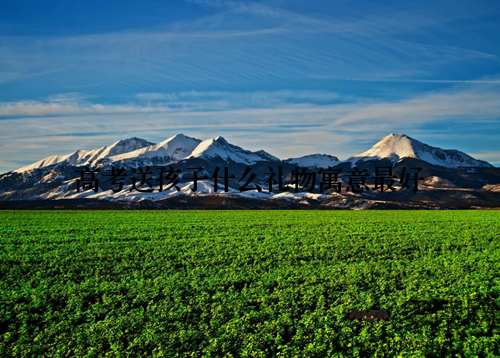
[1,0,500,172]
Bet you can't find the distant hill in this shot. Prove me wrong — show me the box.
[1,133,499,209]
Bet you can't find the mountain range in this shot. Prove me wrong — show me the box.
[1,133,499,209]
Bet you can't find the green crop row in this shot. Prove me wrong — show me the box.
[1,210,499,357]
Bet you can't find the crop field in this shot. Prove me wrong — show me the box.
[1,210,500,357]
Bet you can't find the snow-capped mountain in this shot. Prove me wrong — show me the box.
[14,137,155,173]
[2,132,499,209]
[347,133,493,168]
[284,154,340,169]
[186,136,280,165]
[104,134,202,168]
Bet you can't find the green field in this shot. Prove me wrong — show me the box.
[1,210,499,357]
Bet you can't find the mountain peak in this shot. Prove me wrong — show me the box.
[285,153,340,168]
[160,133,201,146]
[114,136,148,143]
[187,136,278,164]
[383,133,409,141]
[13,136,155,173]
[348,133,492,168]
[109,137,155,150]
[214,136,228,145]
[109,137,155,155]
[388,132,406,137]
[169,133,189,140]
[108,134,202,164]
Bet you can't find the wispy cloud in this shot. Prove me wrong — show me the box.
[0,90,343,118]
[468,151,500,165]
[1,0,497,92]
[135,90,341,107]
[0,101,171,117]
[187,0,333,27]
[333,78,500,83]
[332,82,500,126]
[1,81,499,172]
[2,82,500,123]
[0,68,65,84]
[1,0,499,172]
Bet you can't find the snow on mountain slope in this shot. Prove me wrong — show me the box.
[14,137,155,173]
[63,181,236,201]
[284,154,340,168]
[186,136,280,165]
[347,133,493,168]
[107,134,201,163]
[61,179,327,202]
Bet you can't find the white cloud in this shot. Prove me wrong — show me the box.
[135,90,340,105]
[0,101,172,117]
[2,82,500,126]
[468,151,500,164]
[1,81,499,172]
[331,82,500,126]
[0,68,65,84]
[0,0,496,90]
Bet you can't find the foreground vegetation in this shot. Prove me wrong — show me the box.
[1,210,499,357]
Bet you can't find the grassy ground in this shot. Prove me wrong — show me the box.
[1,210,499,357]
